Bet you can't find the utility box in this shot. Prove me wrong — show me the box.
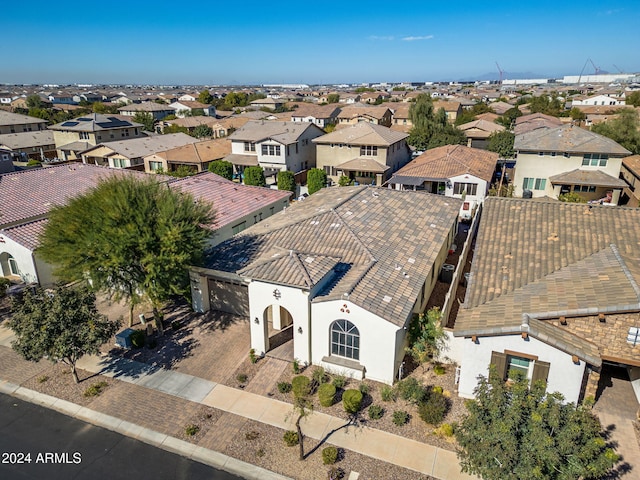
[115,328,135,348]
[440,264,455,283]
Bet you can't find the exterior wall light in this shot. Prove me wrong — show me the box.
[297,326,303,334]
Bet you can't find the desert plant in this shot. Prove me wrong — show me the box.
[245,431,260,441]
[433,422,455,437]
[342,389,363,414]
[432,385,444,395]
[338,175,352,187]
[418,390,449,425]
[249,348,258,364]
[236,373,248,384]
[185,424,200,436]
[129,329,145,348]
[368,405,384,420]
[292,359,301,374]
[37,375,49,383]
[396,377,425,404]
[392,410,409,426]
[331,374,347,389]
[283,430,299,447]
[322,446,339,465]
[433,363,446,375]
[327,466,345,480]
[312,367,327,384]
[277,381,292,394]
[83,381,109,398]
[292,375,311,398]
[318,383,337,407]
[380,385,396,402]
[358,383,369,395]
[256,448,265,458]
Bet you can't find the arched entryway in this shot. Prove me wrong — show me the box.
[0,252,19,278]
[263,304,294,359]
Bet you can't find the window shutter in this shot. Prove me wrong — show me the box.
[532,360,550,386]
[490,351,507,380]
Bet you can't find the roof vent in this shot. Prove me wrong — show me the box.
[382,295,392,303]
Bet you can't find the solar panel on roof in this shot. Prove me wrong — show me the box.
[96,120,130,128]
[60,121,79,127]
[77,117,92,121]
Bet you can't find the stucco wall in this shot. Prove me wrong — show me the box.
[448,174,489,203]
[0,235,38,283]
[458,334,587,403]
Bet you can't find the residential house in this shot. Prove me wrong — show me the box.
[290,104,341,129]
[452,196,640,404]
[189,186,461,384]
[475,112,500,124]
[514,112,563,135]
[225,121,324,178]
[336,105,392,129]
[571,94,625,107]
[390,103,412,132]
[457,119,505,149]
[620,155,640,206]
[49,114,146,161]
[0,92,13,105]
[0,131,56,161]
[0,164,291,284]
[432,101,463,123]
[313,122,411,186]
[81,133,198,169]
[178,93,198,102]
[386,145,498,205]
[169,101,216,118]
[512,124,630,203]
[488,101,514,115]
[360,91,390,104]
[337,93,361,104]
[0,148,15,174]
[249,98,284,111]
[0,110,48,135]
[117,101,176,121]
[161,116,249,138]
[144,138,231,174]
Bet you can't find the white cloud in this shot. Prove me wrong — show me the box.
[369,35,395,41]
[402,35,434,41]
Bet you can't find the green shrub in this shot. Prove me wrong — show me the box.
[358,383,369,395]
[307,168,327,194]
[312,367,327,384]
[0,277,11,297]
[318,383,337,407]
[236,373,248,384]
[283,430,299,446]
[37,375,49,383]
[338,175,352,187]
[244,166,266,187]
[129,330,145,348]
[245,430,260,441]
[171,320,181,331]
[433,364,446,375]
[392,410,409,426]
[249,348,257,364]
[26,159,42,167]
[277,170,296,193]
[433,422,455,437]
[368,405,384,420]
[380,385,396,402]
[322,446,339,465]
[256,448,265,458]
[83,381,109,397]
[418,390,449,425]
[208,160,234,180]
[292,375,311,398]
[342,389,363,414]
[277,381,292,394]
[332,374,347,389]
[396,377,425,404]
[292,359,301,374]
[327,466,345,479]
[185,424,200,436]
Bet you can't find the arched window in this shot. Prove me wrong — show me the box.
[330,320,360,360]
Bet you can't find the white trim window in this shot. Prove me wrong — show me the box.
[523,177,546,191]
[261,144,281,156]
[453,182,478,195]
[582,154,608,167]
[360,146,377,156]
[330,320,360,360]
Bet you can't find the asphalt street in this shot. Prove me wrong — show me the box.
[0,393,243,480]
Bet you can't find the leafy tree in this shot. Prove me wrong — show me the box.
[38,176,214,327]
[244,166,266,187]
[187,108,205,117]
[455,102,494,126]
[9,285,120,383]
[487,131,515,158]
[277,170,296,194]
[163,124,189,135]
[406,307,447,371]
[527,94,564,117]
[26,94,45,109]
[326,93,340,104]
[132,112,155,132]
[355,87,375,93]
[569,107,586,124]
[456,368,619,480]
[290,375,313,460]
[496,107,523,128]
[558,192,586,203]
[409,94,466,150]
[158,165,196,178]
[307,168,327,194]
[198,90,213,105]
[338,175,352,187]
[591,108,640,154]
[208,160,233,180]
[488,183,515,197]
[192,124,213,138]
[625,91,640,107]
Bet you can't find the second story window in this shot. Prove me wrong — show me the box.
[360,146,377,156]
[261,144,280,156]
[582,153,608,167]
[244,141,256,152]
[79,132,90,140]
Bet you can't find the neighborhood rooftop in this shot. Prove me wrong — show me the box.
[514,124,632,155]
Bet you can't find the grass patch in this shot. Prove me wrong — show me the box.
[185,424,200,436]
[83,381,109,398]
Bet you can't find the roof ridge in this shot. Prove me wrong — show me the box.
[292,252,314,288]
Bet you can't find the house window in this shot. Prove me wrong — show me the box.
[324,165,336,176]
[79,132,90,140]
[244,142,256,152]
[453,182,478,196]
[8,256,19,276]
[523,177,546,191]
[232,221,246,234]
[261,144,281,156]
[330,320,360,360]
[582,154,608,166]
[490,351,550,386]
[149,161,163,171]
[360,146,377,156]
[573,185,597,193]
[507,355,532,380]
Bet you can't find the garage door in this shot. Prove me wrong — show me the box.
[208,278,249,316]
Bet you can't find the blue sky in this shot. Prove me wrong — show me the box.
[2,1,639,85]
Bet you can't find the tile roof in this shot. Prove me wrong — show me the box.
[290,104,341,119]
[0,130,55,149]
[514,124,631,156]
[83,133,198,159]
[224,153,259,166]
[457,119,505,138]
[622,154,640,174]
[548,168,627,188]
[433,100,462,113]
[335,157,390,173]
[2,218,48,251]
[337,105,390,120]
[312,122,408,146]
[229,121,322,145]
[155,139,231,164]
[49,113,143,132]
[117,101,174,112]
[204,186,461,326]
[0,163,164,228]
[0,110,47,127]
[168,172,290,230]
[390,145,498,183]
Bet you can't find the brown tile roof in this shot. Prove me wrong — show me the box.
[312,122,407,146]
[433,100,462,113]
[83,133,198,159]
[514,124,631,156]
[0,131,55,149]
[475,112,499,123]
[117,101,173,113]
[223,154,259,167]
[391,145,498,183]
[622,154,640,175]
[290,104,341,119]
[335,157,390,173]
[2,218,48,251]
[457,119,505,138]
[337,105,390,120]
[229,121,323,145]
[204,186,461,327]
[488,101,513,115]
[0,110,47,127]
[155,139,231,164]
[548,169,627,188]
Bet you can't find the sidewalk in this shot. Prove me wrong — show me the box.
[0,322,475,480]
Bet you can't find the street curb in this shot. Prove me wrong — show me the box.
[5,385,292,480]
